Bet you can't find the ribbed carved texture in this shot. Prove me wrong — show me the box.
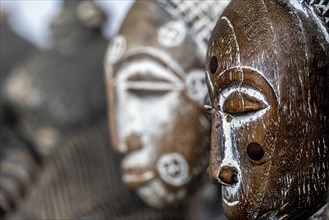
[157,0,230,56]
[7,119,184,220]
[306,0,329,26]
[0,128,39,216]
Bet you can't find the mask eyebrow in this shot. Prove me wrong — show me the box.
[126,82,183,92]
[121,47,186,80]
[215,66,278,102]
[115,60,185,92]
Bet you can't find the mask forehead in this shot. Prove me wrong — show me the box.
[207,0,286,99]
[208,0,329,106]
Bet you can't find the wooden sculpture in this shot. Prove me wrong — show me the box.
[105,0,230,208]
[205,0,328,219]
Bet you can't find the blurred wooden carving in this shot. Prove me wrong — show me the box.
[0,1,108,217]
[105,0,230,208]
[1,0,229,219]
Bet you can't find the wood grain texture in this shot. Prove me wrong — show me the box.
[206,0,329,219]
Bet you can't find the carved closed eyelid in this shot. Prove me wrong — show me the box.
[223,92,268,116]
[127,89,169,98]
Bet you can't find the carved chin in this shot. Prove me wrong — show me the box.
[222,185,240,207]
[136,178,187,208]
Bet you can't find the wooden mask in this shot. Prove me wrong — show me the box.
[205,0,329,219]
[104,1,229,208]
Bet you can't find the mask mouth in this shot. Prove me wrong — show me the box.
[222,185,240,207]
[156,153,190,187]
[122,168,156,189]
[121,148,157,189]
[121,166,156,189]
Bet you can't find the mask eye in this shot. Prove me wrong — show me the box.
[223,92,267,116]
[127,88,169,98]
[209,56,218,74]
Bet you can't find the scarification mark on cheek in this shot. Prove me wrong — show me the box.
[106,35,127,65]
[185,69,208,104]
[156,153,190,187]
[158,21,187,48]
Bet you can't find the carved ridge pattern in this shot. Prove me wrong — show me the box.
[157,0,231,56]
[306,0,329,26]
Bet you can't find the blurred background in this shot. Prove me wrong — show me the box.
[0,1,226,219]
[1,0,134,49]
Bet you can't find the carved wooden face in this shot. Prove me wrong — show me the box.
[105,2,209,208]
[206,0,329,219]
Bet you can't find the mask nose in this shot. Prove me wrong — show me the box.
[124,133,142,152]
[218,166,239,185]
[210,165,239,186]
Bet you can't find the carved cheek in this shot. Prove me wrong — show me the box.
[234,113,278,205]
[237,122,267,163]
[156,153,190,187]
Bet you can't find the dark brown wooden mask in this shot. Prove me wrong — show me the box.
[205,0,329,219]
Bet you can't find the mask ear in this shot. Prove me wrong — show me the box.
[203,94,213,122]
[185,70,207,104]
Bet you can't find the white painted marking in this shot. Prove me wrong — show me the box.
[223,198,239,206]
[215,84,271,207]
[123,47,186,79]
[220,16,241,67]
[217,110,242,205]
[158,21,187,48]
[122,170,156,183]
[106,35,127,65]
[156,153,190,187]
[217,66,278,100]
[113,57,184,153]
[219,86,270,125]
[185,69,208,103]
[290,0,307,14]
